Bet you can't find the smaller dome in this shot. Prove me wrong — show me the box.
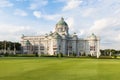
[21,34,25,39]
[49,31,53,36]
[56,17,68,26]
[89,33,97,40]
[25,40,31,46]
[72,32,77,37]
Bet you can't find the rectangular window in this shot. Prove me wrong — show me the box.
[90,46,95,51]
[67,46,72,50]
[35,46,38,50]
[53,48,57,50]
[40,46,44,50]
[53,45,57,50]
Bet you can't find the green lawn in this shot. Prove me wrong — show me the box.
[0,57,120,80]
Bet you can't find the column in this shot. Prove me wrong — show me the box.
[38,39,41,57]
[97,39,100,58]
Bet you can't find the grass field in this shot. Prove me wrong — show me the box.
[0,57,120,80]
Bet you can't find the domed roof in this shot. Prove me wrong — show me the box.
[89,33,97,40]
[56,17,68,26]
[72,32,78,37]
[25,40,31,46]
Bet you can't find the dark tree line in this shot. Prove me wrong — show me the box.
[0,41,21,50]
[100,49,120,56]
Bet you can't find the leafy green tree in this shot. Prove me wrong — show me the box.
[0,41,21,51]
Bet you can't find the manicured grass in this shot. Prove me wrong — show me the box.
[0,57,120,80]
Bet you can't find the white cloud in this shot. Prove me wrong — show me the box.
[90,19,109,33]
[14,9,28,16]
[29,0,48,10]
[0,25,30,34]
[82,8,95,17]
[115,9,120,15]
[43,14,60,20]
[0,24,33,41]
[33,11,42,18]
[89,16,120,49]
[66,17,74,31]
[33,10,60,20]
[62,0,83,11]
[90,17,120,34]
[0,0,13,8]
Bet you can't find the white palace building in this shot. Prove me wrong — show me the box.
[21,17,101,58]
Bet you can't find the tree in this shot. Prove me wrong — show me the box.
[100,49,120,57]
[0,41,21,55]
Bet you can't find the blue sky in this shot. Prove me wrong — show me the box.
[0,0,120,49]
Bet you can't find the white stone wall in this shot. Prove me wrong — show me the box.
[20,18,100,58]
[21,34,100,57]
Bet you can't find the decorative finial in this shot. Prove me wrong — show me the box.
[61,17,64,20]
[74,32,76,34]
[22,34,24,36]
[50,31,52,33]
[92,33,95,35]
[21,34,24,38]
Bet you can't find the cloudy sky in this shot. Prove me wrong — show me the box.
[0,0,120,49]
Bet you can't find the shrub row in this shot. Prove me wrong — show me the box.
[0,53,36,57]
[0,53,119,59]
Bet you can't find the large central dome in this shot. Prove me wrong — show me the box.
[56,17,68,26]
[55,17,69,36]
